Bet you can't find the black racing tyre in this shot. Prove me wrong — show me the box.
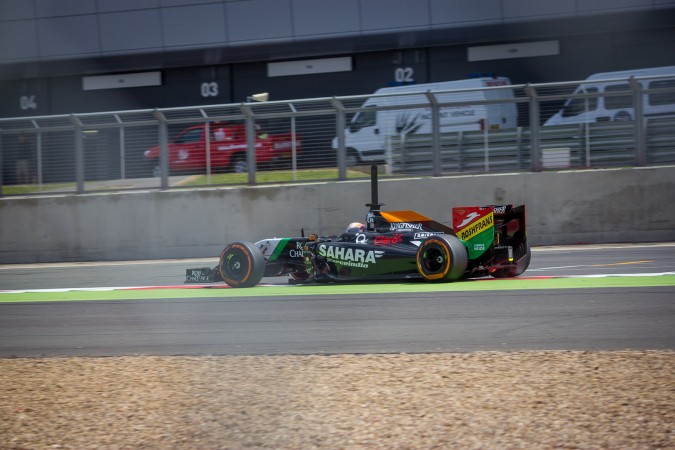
[416,234,468,282]
[613,111,633,122]
[219,241,265,288]
[491,243,531,278]
[231,154,248,173]
[146,160,162,178]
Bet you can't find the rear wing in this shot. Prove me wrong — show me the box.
[452,205,526,259]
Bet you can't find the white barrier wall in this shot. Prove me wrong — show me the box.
[1,166,674,264]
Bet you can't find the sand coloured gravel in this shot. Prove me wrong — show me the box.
[1,351,674,449]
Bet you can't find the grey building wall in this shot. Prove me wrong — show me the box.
[2,0,674,64]
[0,0,674,117]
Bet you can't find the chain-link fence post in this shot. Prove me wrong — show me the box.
[629,76,646,166]
[0,131,4,197]
[525,84,541,172]
[331,98,346,181]
[70,114,85,193]
[289,103,298,181]
[425,91,441,177]
[113,114,126,180]
[241,104,257,185]
[204,119,212,184]
[35,127,43,186]
[198,108,212,184]
[154,109,169,190]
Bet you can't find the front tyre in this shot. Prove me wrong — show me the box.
[346,149,361,166]
[219,242,265,288]
[416,235,468,282]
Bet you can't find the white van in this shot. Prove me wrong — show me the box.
[333,77,518,164]
[544,66,675,126]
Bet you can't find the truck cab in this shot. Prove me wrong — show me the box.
[144,122,301,176]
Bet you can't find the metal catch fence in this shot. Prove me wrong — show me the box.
[1,72,674,196]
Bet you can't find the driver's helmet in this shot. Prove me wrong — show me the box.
[346,222,365,233]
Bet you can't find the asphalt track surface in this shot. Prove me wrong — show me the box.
[0,243,674,357]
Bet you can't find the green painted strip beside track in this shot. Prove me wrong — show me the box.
[1,275,674,303]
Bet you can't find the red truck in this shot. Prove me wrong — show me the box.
[144,122,301,176]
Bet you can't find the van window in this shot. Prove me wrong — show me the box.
[648,79,675,106]
[604,84,632,110]
[562,88,598,117]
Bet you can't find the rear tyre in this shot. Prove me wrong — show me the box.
[416,234,468,282]
[613,111,633,122]
[491,243,531,278]
[219,241,265,288]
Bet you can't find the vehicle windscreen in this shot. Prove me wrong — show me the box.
[352,105,377,128]
[562,87,599,117]
[176,128,203,144]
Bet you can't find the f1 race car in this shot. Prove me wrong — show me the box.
[186,164,530,288]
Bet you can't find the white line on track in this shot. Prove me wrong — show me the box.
[531,242,675,252]
[2,272,674,294]
[0,284,225,294]
[572,272,675,278]
[0,258,218,270]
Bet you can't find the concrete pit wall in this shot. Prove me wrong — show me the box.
[1,166,674,264]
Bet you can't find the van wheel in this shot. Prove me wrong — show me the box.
[147,161,162,178]
[219,242,265,288]
[232,154,248,173]
[346,149,361,166]
[614,111,633,122]
[416,235,468,282]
